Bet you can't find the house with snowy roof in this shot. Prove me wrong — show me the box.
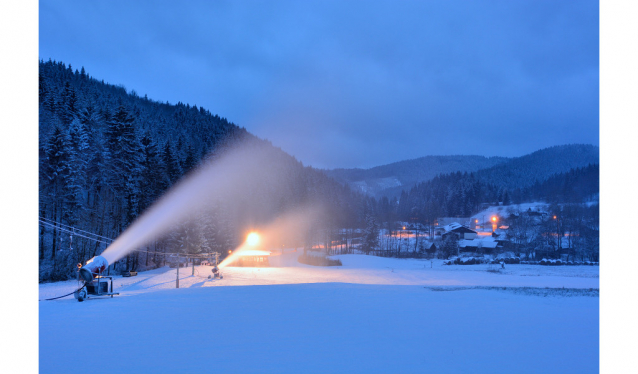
[459,236,499,253]
[434,222,477,240]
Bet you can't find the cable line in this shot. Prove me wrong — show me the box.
[39,221,113,245]
[39,216,114,241]
[39,218,221,258]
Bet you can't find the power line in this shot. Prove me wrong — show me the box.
[39,216,113,240]
[39,216,114,241]
[39,220,113,245]
[39,218,220,258]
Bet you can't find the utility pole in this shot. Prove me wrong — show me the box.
[556,216,560,255]
[398,227,402,254]
[176,259,179,288]
[192,256,195,276]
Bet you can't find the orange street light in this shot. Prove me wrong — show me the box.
[491,216,497,222]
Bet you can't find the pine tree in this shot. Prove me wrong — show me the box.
[104,105,142,225]
[162,141,182,186]
[39,74,48,105]
[139,132,163,212]
[65,119,90,224]
[59,81,78,125]
[440,235,459,259]
[362,213,380,254]
[43,127,71,259]
[182,144,197,174]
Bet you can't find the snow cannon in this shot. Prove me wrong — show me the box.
[75,256,119,302]
[211,265,223,279]
[79,256,109,282]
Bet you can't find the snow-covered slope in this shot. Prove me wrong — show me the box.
[39,252,598,374]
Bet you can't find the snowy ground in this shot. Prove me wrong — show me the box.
[40,251,598,373]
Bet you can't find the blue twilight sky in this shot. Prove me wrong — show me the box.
[39,0,599,169]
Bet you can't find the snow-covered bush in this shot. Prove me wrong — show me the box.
[489,257,520,265]
[298,254,342,266]
[443,257,490,265]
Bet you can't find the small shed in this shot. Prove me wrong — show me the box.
[228,249,271,267]
[420,241,437,253]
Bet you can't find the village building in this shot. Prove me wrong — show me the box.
[459,236,499,253]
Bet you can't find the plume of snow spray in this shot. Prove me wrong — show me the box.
[98,139,323,265]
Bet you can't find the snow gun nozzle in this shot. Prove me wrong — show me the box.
[79,256,109,282]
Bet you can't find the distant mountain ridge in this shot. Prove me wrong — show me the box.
[324,144,599,199]
[475,144,599,190]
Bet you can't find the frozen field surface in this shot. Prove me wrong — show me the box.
[40,252,598,373]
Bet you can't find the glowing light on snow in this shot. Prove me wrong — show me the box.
[236,248,270,257]
[216,206,323,270]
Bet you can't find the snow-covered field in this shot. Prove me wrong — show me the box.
[40,251,598,373]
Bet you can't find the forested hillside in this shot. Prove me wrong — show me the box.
[393,163,599,224]
[475,144,599,190]
[521,163,599,203]
[38,60,370,281]
[393,172,503,223]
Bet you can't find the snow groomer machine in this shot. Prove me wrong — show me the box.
[74,255,119,302]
